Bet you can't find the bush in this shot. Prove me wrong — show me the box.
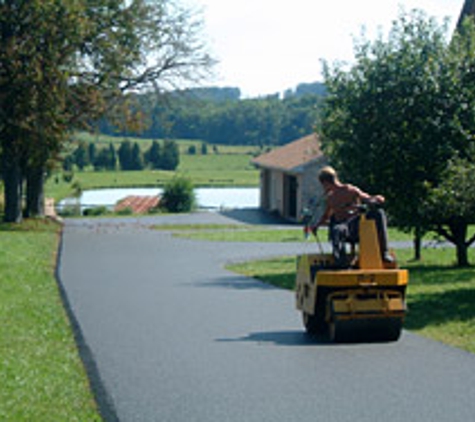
[116,206,134,216]
[57,204,81,217]
[160,177,195,213]
[83,206,110,216]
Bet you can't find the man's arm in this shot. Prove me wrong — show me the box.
[354,185,385,204]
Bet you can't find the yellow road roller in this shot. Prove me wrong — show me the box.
[296,209,408,342]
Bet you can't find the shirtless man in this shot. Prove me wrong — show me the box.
[313,166,392,267]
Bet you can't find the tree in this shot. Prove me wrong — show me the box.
[423,153,475,266]
[160,177,195,212]
[319,10,475,265]
[118,140,133,171]
[161,139,179,170]
[146,140,162,169]
[1,0,78,221]
[107,143,117,170]
[88,143,97,167]
[73,142,89,171]
[93,143,116,171]
[0,0,215,222]
[458,0,475,28]
[131,143,144,170]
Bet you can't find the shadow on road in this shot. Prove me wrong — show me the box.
[219,208,295,226]
[216,330,331,347]
[187,275,281,290]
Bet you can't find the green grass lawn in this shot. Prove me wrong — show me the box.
[171,225,308,242]
[74,132,262,155]
[166,225,414,243]
[0,220,100,421]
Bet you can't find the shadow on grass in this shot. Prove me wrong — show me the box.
[257,263,475,333]
[407,265,475,285]
[257,272,295,290]
[0,217,60,232]
[405,287,475,330]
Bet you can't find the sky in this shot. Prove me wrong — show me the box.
[186,0,464,98]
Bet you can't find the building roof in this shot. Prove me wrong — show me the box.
[251,133,323,172]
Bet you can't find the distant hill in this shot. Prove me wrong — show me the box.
[284,82,327,98]
[97,82,327,146]
[177,87,242,102]
[176,82,326,102]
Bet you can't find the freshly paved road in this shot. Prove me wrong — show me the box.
[58,212,475,422]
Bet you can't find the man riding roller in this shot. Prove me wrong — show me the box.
[312,166,394,268]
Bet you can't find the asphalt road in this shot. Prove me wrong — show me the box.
[58,212,475,422]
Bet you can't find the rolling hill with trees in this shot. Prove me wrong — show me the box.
[96,83,327,147]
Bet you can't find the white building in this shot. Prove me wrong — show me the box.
[251,133,327,221]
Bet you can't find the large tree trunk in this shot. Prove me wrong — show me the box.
[456,242,469,267]
[452,222,470,267]
[435,222,470,267]
[2,153,23,223]
[413,227,422,261]
[25,165,45,218]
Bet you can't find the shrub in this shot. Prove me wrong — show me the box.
[160,177,195,213]
[57,204,81,217]
[83,206,110,216]
[116,206,134,216]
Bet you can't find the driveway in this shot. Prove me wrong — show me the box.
[58,212,475,422]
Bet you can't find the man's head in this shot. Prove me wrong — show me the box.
[318,166,338,186]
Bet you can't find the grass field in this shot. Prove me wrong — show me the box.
[46,134,260,201]
[164,225,414,243]
[46,166,258,199]
[0,220,100,421]
[74,131,262,155]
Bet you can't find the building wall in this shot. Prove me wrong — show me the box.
[300,157,327,220]
[258,157,327,221]
[259,169,284,215]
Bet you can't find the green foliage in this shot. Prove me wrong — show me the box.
[93,142,117,170]
[424,154,475,224]
[146,140,162,168]
[161,139,180,170]
[117,206,134,216]
[422,153,475,265]
[83,206,110,216]
[160,177,196,213]
[73,142,89,170]
[1,0,215,222]
[318,10,475,264]
[97,88,326,146]
[118,140,133,170]
[57,204,81,217]
[131,143,144,170]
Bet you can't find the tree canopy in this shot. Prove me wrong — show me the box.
[318,10,475,266]
[0,0,214,222]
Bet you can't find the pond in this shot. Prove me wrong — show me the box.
[59,187,260,211]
